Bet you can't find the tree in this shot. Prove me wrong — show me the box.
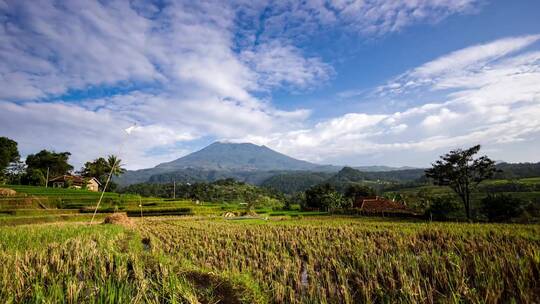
[81,157,109,181]
[305,183,344,211]
[425,145,497,220]
[25,150,73,178]
[481,194,524,222]
[425,195,463,221]
[21,168,46,186]
[0,137,20,177]
[243,190,260,213]
[106,155,126,177]
[81,155,125,191]
[344,184,376,207]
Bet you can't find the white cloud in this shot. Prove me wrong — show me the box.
[241,41,334,90]
[2,1,539,169]
[0,0,322,168]
[421,108,460,128]
[413,34,540,77]
[243,35,540,166]
[328,0,479,35]
[236,0,480,43]
[378,34,540,94]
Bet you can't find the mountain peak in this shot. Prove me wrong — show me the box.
[155,141,318,171]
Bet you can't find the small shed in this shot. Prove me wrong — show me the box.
[49,175,101,192]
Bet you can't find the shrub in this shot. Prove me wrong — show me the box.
[425,195,463,220]
[481,194,524,222]
[304,183,344,211]
[20,169,45,186]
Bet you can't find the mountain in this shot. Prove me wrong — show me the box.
[116,142,339,186]
[154,142,327,171]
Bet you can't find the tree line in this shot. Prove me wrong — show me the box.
[118,178,284,210]
[0,137,125,191]
[290,145,539,222]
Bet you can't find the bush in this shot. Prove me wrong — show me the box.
[304,183,344,211]
[425,195,463,221]
[20,169,45,186]
[344,184,376,201]
[481,194,524,222]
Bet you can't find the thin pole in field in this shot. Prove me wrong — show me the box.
[91,162,116,224]
[45,167,49,188]
[90,124,135,225]
[139,196,143,221]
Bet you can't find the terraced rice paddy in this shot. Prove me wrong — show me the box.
[1,216,539,303]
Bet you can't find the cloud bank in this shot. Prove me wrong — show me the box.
[3,0,537,169]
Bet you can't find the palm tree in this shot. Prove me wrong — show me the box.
[106,155,126,177]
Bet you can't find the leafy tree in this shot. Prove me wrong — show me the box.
[81,155,125,191]
[0,137,20,177]
[304,183,344,211]
[81,157,109,181]
[284,192,305,210]
[21,168,46,186]
[481,194,524,222]
[25,150,73,178]
[344,184,376,202]
[243,190,260,212]
[413,188,435,213]
[425,195,463,221]
[425,145,497,220]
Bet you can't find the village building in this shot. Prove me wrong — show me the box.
[354,196,414,215]
[48,175,101,192]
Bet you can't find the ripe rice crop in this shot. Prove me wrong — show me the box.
[0,216,539,303]
[139,217,540,303]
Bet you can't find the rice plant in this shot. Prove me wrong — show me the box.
[0,216,538,303]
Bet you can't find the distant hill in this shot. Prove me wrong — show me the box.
[353,165,418,172]
[260,171,335,194]
[116,142,339,186]
[494,162,540,179]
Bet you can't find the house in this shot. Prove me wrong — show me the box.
[354,196,414,215]
[48,175,101,192]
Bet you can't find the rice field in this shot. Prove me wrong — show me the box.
[1,216,539,303]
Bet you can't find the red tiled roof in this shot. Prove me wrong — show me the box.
[49,174,85,183]
[49,175,100,185]
[355,196,413,214]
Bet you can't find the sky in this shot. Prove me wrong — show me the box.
[1,0,539,170]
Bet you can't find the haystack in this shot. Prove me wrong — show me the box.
[223,212,236,218]
[0,188,17,196]
[102,212,133,227]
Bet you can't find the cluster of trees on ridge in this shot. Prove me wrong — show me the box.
[290,145,540,222]
[118,178,283,209]
[0,137,125,191]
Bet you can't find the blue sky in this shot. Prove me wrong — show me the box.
[1,0,539,169]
